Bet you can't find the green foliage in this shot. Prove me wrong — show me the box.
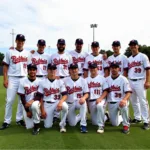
[0,52,4,66]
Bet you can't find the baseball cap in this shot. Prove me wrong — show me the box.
[16,34,26,41]
[91,41,99,47]
[69,63,78,69]
[89,63,97,69]
[110,62,120,68]
[37,39,46,46]
[57,39,66,45]
[27,64,37,70]
[47,63,57,70]
[75,38,83,44]
[112,41,121,46]
[129,40,139,46]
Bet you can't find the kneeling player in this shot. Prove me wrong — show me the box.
[86,63,108,133]
[18,64,42,135]
[106,62,132,134]
[64,63,89,133]
[37,63,68,132]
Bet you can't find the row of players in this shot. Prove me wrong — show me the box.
[0,34,150,135]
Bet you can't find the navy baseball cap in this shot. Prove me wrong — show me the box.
[110,62,120,68]
[57,39,66,45]
[38,39,46,46]
[112,41,121,46]
[91,41,99,47]
[16,34,26,41]
[89,63,97,68]
[27,64,37,70]
[129,40,139,46]
[47,63,57,69]
[69,63,78,69]
[75,38,83,44]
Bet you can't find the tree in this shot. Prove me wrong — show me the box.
[0,52,4,66]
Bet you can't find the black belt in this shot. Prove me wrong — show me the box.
[109,102,117,104]
[36,75,45,77]
[78,73,83,76]
[15,76,24,78]
[60,76,67,79]
[43,101,55,104]
[89,99,96,102]
[129,78,144,81]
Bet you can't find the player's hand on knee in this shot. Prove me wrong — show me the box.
[96,98,102,105]
[144,81,150,89]
[41,110,47,119]
[57,102,63,111]
[79,97,86,105]
[119,100,127,108]
[25,100,34,108]
[3,79,8,88]
[27,111,32,118]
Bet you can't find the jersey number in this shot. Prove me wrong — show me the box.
[54,95,60,100]
[97,66,102,71]
[63,65,68,70]
[77,93,82,98]
[94,89,100,95]
[134,68,141,73]
[43,66,46,70]
[23,63,27,69]
[115,93,122,98]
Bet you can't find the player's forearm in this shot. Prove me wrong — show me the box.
[3,65,8,80]
[122,92,131,101]
[40,98,45,112]
[60,95,67,103]
[145,69,150,82]
[98,91,108,101]
[20,95,29,112]
[82,93,89,100]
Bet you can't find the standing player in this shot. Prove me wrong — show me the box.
[28,39,51,81]
[106,62,132,134]
[86,63,109,133]
[37,63,68,132]
[69,39,89,76]
[128,40,150,130]
[64,63,89,133]
[0,34,30,130]
[18,64,42,135]
[51,39,72,79]
[108,41,128,76]
[83,41,109,78]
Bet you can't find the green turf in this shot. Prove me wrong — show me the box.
[0,76,150,149]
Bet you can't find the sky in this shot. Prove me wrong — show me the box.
[0,0,150,54]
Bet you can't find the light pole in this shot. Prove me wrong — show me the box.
[10,29,15,47]
[90,24,98,42]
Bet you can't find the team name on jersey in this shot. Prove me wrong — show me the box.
[109,85,121,92]
[53,58,68,65]
[72,57,85,63]
[88,60,102,65]
[44,88,59,96]
[31,58,47,65]
[128,61,142,69]
[11,56,27,64]
[24,86,39,95]
[88,82,101,88]
[66,86,82,94]
[108,60,122,65]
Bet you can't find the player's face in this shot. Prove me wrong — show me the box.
[48,68,57,76]
[112,46,120,54]
[28,68,37,77]
[16,40,25,49]
[103,53,107,60]
[75,44,83,53]
[57,44,65,52]
[69,68,78,77]
[91,46,99,55]
[89,68,98,76]
[129,44,139,53]
[110,67,119,76]
[37,44,46,52]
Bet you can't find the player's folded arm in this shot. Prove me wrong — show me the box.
[2,61,9,66]
[61,91,68,96]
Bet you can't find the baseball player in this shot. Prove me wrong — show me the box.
[69,39,89,76]
[128,40,150,130]
[108,41,128,76]
[64,63,89,133]
[0,34,30,130]
[106,62,132,134]
[37,63,68,132]
[28,39,51,81]
[86,63,109,133]
[18,64,42,135]
[83,41,109,78]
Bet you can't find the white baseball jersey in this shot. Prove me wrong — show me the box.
[38,78,67,102]
[86,75,109,100]
[18,77,40,102]
[28,51,51,76]
[64,77,89,103]
[128,52,150,79]
[3,49,30,76]
[108,54,128,75]
[69,50,89,74]
[83,54,109,76]
[51,52,72,77]
[106,75,132,102]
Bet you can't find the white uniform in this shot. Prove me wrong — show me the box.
[64,77,89,126]
[51,52,72,77]
[38,78,68,128]
[128,52,150,123]
[83,54,108,76]
[106,75,132,127]
[69,50,89,74]
[108,54,128,75]
[18,77,40,129]
[2,49,30,124]
[86,75,108,127]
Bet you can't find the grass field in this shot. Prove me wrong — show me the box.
[0,76,150,149]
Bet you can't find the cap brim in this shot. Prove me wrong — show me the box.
[16,38,26,41]
[110,65,119,68]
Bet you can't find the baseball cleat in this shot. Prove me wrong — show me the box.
[80,125,88,133]
[32,128,40,135]
[131,119,142,124]
[97,126,104,133]
[0,122,10,130]
[105,111,110,122]
[143,123,150,130]
[122,126,130,134]
[60,127,66,133]
[16,120,25,127]
[53,117,60,123]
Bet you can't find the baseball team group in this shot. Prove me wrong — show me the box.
[0,34,150,135]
